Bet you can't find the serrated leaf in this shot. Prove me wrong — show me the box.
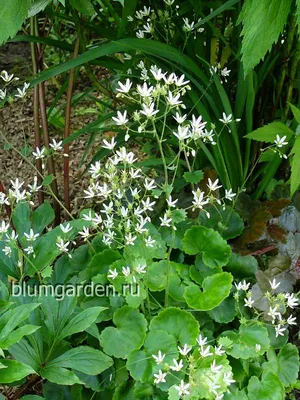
[182,226,231,268]
[184,272,233,311]
[288,103,300,124]
[239,0,292,76]
[0,0,31,45]
[244,122,294,142]
[247,370,284,400]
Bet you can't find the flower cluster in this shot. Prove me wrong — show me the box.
[0,70,29,101]
[234,278,298,337]
[152,334,235,399]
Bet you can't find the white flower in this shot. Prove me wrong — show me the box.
[143,22,153,33]
[56,238,71,258]
[136,30,145,39]
[0,89,6,100]
[102,137,117,150]
[173,112,187,124]
[108,268,118,280]
[6,230,18,242]
[255,344,261,352]
[159,213,172,227]
[285,293,299,309]
[175,74,190,87]
[170,358,184,371]
[60,223,72,233]
[269,278,281,290]
[140,102,159,118]
[225,188,236,201]
[3,246,12,256]
[137,82,153,97]
[125,232,137,245]
[207,178,222,191]
[199,345,213,358]
[15,82,30,98]
[150,65,165,80]
[210,360,223,373]
[244,297,254,308]
[174,380,190,397]
[136,264,147,274]
[112,110,128,126]
[164,0,175,5]
[117,79,132,94]
[144,179,157,191]
[234,280,250,291]
[32,147,45,159]
[173,125,190,141]
[275,324,286,337]
[192,189,209,210]
[122,266,131,276]
[166,91,182,106]
[78,227,89,240]
[24,229,39,242]
[142,197,156,211]
[209,381,221,395]
[196,334,208,346]
[152,350,165,365]
[24,245,34,255]
[27,176,42,194]
[223,371,235,386]
[183,17,195,32]
[214,345,225,356]
[0,221,9,234]
[274,134,288,148]
[167,196,178,208]
[1,70,16,82]
[219,112,232,124]
[145,236,155,247]
[50,139,63,151]
[221,67,231,78]
[0,193,9,205]
[178,344,192,356]
[287,315,297,325]
[153,369,167,384]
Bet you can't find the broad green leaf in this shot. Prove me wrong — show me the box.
[47,346,113,375]
[290,135,300,195]
[238,0,292,76]
[87,249,122,279]
[198,205,244,240]
[183,170,203,184]
[12,202,31,239]
[28,0,52,17]
[224,389,249,400]
[244,122,294,142]
[224,253,258,278]
[70,0,94,15]
[220,324,270,359]
[247,370,284,400]
[288,103,300,124]
[57,307,106,341]
[184,272,233,311]
[40,365,83,385]
[182,226,231,268]
[100,306,147,358]
[32,202,55,234]
[0,324,40,349]
[208,297,236,323]
[0,360,34,383]
[149,307,199,345]
[0,0,31,45]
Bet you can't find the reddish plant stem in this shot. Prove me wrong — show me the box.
[10,375,42,400]
[64,38,80,218]
[250,246,276,256]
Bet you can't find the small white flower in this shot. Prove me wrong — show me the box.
[144,179,157,191]
[178,344,192,356]
[112,110,128,126]
[285,293,299,309]
[108,268,118,280]
[24,229,39,242]
[166,196,178,208]
[173,125,190,141]
[152,350,165,365]
[153,369,167,384]
[137,82,153,98]
[122,266,131,276]
[143,22,153,33]
[244,297,254,308]
[219,112,233,124]
[0,70,16,82]
[136,30,145,39]
[225,188,236,201]
[125,232,137,245]
[173,112,187,124]
[223,371,235,386]
[140,102,159,118]
[0,89,6,100]
[287,315,297,325]
[15,82,30,98]
[3,246,12,256]
[56,238,71,257]
[174,380,190,397]
[269,278,281,290]
[274,134,288,148]
[32,147,45,159]
[166,91,182,106]
[221,67,231,78]
[150,65,165,81]
[175,74,190,87]
[199,345,213,358]
[170,358,184,371]
[255,344,261,352]
[209,381,221,395]
[183,17,195,32]
[275,324,286,337]
[0,221,9,234]
[49,139,63,151]
[116,79,132,94]
[214,345,225,356]
[102,137,117,150]
[196,334,208,346]
[145,236,155,247]
[6,230,18,241]
[142,197,156,211]
[267,306,281,324]
[192,189,209,210]
[78,226,89,240]
[234,280,250,291]
[24,245,34,255]
[136,264,147,274]
[60,223,72,233]
[207,178,222,191]
[210,359,223,373]
[159,213,172,227]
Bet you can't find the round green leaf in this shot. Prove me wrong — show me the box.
[182,226,231,268]
[224,253,258,279]
[220,324,270,359]
[184,272,233,311]
[208,297,237,323]
[149,307,199,345]
[247,370,284,400]
[100,306,147,358]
